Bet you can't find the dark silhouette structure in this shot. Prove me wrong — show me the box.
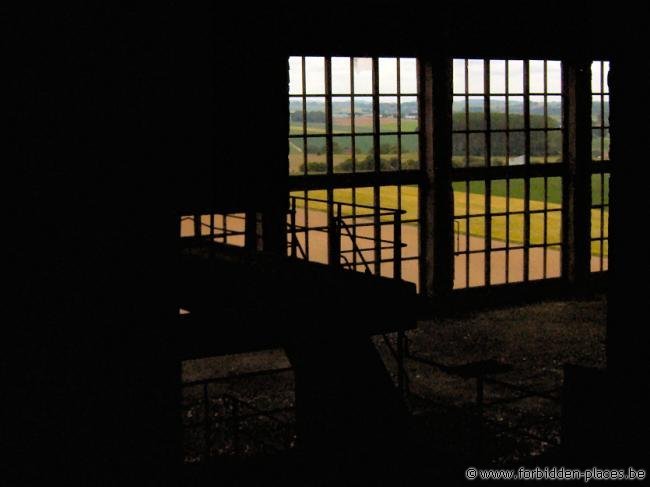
[10,2,648,485]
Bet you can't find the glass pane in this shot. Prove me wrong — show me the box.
[354,97,373,132]
[529,213,545,245]
[289,97,303,135]
[469,253,486,287]
[453,182,468,216]
[353,57,373,94]
[529,247,545,281]
[401,134,419,170]
[530,95,546,128]
[547,61,562,93]
[401,185,419,221]
[508,96,524,129]
[289,56,303,95]
[491,132,507,166]
[529,60,546,93]
[468,133,486,166]
[379,57,398,94]
[490,60,506,94]
[331,57,351,94]
[355,135,374,172]
[400,58,417,94]
[509,214,525,245]
[467,97,485,130]
[490,250,507,285]
[507,60,524,94]
[400,96,418,131]
[592,95,604,126]
[468,181,485,215]
[547,95,562,129]
[467,59,484,93]
[306,137,327,174]
[547,210,562,244]
[379,134,399,171]
[332,96,352,134]
[454,253,467,288]
[591,61,602,93]
[333,136,353,174]
[546,245,562,278]
[547,131,562,163]
[453,96,467,130]
[453,58,466,94]
[508,249,524,282]
[380,96,398,132]
[289,138,304,175]
[305,57,325,94]
[469,217,485,250]
[452,133,467,168]
[491,216,507,249]
[306,97,326,134]
[509,179,525,211]
[530,131,546,162]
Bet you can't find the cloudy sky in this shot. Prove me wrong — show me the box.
[289,57,609,99]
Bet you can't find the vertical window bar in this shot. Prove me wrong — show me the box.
[465,59,470,169]
[301,57,308,177]
[325,57,334,176]
[304,189,310,260]
[350,58,357,268]
[372,57,381,275]
[600,173,605,270]
[222,214,228,244]
[397,58,402,172]
[484,60,492,285]
[600,62,605,160]
[523,60,531,281]
[505,60,511,282]
[350,57,357,174]
[543,61,549,278]
[464,59,470,286]
[465,182,470,287]
[325,57,335,264]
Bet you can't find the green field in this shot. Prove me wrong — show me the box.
[289,111,608,257]
[291,184,608,257]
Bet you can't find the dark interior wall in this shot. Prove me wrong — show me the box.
[11,5,181,483]
[175,5,287,214]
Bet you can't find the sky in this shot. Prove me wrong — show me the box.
[289,57,609,100]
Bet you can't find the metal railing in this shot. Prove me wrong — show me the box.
[287,195,407,279]
[288,195,410,397]
[182,368,295,462]
[180,213,246,245]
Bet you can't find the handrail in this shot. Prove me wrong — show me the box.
[287,195,404,280]
[289,194,407,215]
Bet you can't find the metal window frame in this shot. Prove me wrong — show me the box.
[589,60,611,273]
[451,58,566,290]
[288,55,422,289]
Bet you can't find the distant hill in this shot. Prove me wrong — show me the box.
[289,98,608,125]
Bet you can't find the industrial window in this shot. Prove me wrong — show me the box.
[452,59,563,288]
[288,56,420,290]
[590,60,610,272]
[289,56,419,175]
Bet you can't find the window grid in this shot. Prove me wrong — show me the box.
[452,59,564,289]
[289,56,419,176]
[590,60,610,273]
[288,56,421,290]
